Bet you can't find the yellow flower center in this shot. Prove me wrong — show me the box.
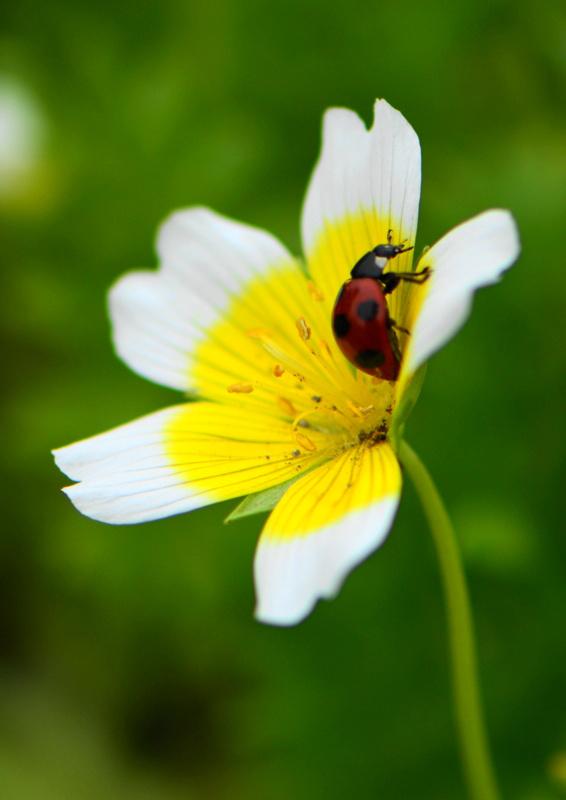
[239,301,396,457]
[190,257,428,462]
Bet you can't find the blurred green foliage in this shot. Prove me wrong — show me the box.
[1,0,566,797]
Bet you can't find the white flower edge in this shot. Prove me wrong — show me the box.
[253,444,402,626]
[109,207,297,392]
[301,98,422,258]
[254,494,400,626]
[52,402,326,526]
[53,407,198,524]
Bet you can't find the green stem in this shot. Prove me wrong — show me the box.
[399,439,500,800]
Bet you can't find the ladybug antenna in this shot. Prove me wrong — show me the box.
[385,229,414,255]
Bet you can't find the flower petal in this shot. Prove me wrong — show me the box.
[254,443,402,626]
[109,207,297,392]
[53,403,331,525]
[402,209,521,378]
[301,99,421,312]
[190,252,359,410]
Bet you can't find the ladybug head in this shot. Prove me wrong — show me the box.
[372,242,414,260]
[350,241,414,280]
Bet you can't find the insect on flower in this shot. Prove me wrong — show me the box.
[332,229,430,380]
[53,100,520,626]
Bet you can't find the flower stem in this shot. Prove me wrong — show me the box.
[399,439,501,800]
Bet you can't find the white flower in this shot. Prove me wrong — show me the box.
[53,100,520,626]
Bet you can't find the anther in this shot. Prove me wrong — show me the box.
[346,400,364,419]
[277,397,296,417]
[228,382,254,394]
[296,317,311,341]
[319,339,333,360]
[273,364,285,377]
[295,432,317,452]
[307,280,324,302]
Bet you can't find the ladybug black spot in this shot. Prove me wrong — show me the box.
[356,299,379,321]
[355,349,385,369]
[333,313,350,339]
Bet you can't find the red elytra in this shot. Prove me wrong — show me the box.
[332,277,401,381]
[331,233,431,381]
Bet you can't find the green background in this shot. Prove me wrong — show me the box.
[1,0,565,797]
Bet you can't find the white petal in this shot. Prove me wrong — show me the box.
[53,407,195,524]
[405,209,521,375]
[110,207,295,391]
[53,403,326,526]
[254,444,402,626]
[301,99,421,302]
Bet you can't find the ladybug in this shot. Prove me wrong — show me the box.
[332,231,430,381]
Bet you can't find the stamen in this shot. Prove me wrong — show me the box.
[307,280,324,302]
[246,327,271,340]
[295,432,317,452]
[292,410,312,430]
[319,339,333,361]
[346,400,364,419]
[227,382,254,394]
[296,317,311,341]
[277,397,297,417]
[224,275,398,456]
[298,328,362,408]
[263,335,366,434]
[240,375,310,405]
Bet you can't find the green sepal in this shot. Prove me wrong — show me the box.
[224,473,305,524]
[389,362,427,452]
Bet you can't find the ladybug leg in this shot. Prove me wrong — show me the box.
[388,267,430,294]
[391,266,431,284]
[387,317,410,336]
[379,266,430,295]
[412,266,431,279]
[379,272,401,295]
[385,318,402,364]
